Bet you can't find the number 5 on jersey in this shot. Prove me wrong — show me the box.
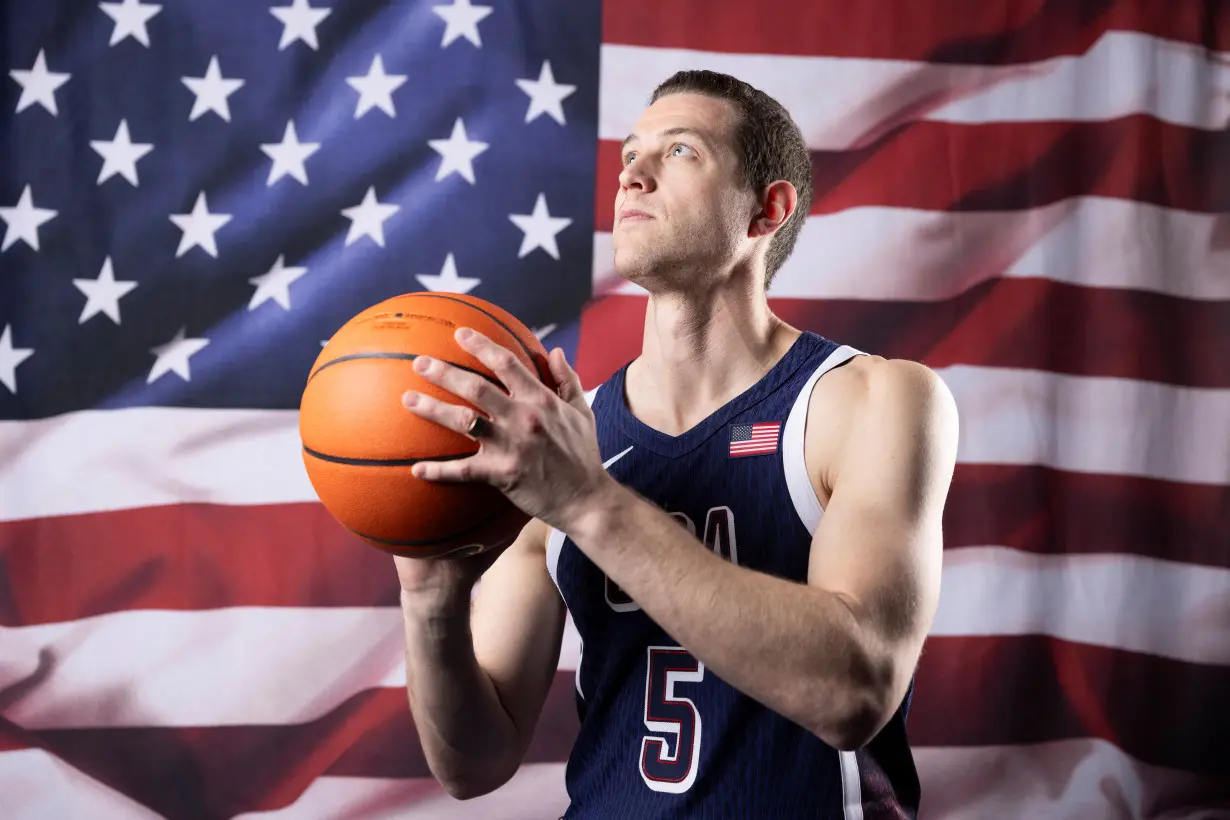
[640,646,705,793]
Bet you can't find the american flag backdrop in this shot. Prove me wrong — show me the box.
[1,0,1228,818]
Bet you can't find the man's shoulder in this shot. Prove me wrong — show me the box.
[804,355,957,497]
[809,354,953,422]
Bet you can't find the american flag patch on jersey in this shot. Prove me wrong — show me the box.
[728,422,782,457]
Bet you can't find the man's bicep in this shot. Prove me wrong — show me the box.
[805,360,958,647]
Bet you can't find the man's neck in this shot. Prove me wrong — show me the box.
[625,278,800,436]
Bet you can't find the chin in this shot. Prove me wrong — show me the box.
[613,251,665,289]
[612,239,710,292]
[614,262,694,296]
[612,246,649,282]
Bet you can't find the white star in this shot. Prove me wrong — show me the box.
[428,118,488,184]
[416,253,481,294]
[0,325,35,394]
[270,0,332,51]
[73,257,138,325]
[99,0,162,47]
[346,55,407,119]
[182,56,245,122]
[248,255,308,310]
[10,50,71,116]
[509,193,572,260]
[148,327,209,384]
[260,121,319,186]
[533,324,557,340]
[433,0,493,48]
[0,186,58,252]
[89,120,154,186]
[516,61,576,125]
[341,186,399,247]
[169,192,232,258]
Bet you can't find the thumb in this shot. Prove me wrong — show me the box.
[549,348,587,408]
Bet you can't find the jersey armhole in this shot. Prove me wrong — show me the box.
[548,382,604,703]
[781,345,865,535]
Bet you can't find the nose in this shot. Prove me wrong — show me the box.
[618,156,655,195]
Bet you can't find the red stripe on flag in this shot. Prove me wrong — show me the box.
[0,714,49,755]
[0,502,395,625]
[593,118,1226,231]
[909,635,1230,777]
[944,466,1230,570]
[1,470,1223,626]
[769,287,1230,389]
[573,288,1230,392]
[601,0,1229,60]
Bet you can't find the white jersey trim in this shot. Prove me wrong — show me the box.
[781,345,865,535]
[839,750,866,820]
[783,345,867,819]
[545,527,568,602]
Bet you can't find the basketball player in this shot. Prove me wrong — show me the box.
[395,70,959,818]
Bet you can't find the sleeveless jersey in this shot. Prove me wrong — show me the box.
[547,331,920,820]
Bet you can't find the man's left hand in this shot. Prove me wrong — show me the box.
[401,327,613,532]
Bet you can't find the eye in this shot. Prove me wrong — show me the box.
[622,151,637,166]
[669,144,696,158]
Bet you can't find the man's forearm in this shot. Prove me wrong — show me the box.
[400,591,520,797]
[566,483,886,748]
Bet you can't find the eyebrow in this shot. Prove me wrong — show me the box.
[620,127,708,153]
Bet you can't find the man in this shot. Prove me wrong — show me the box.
[395,70,959,819]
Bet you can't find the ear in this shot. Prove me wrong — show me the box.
[749,180,797,239]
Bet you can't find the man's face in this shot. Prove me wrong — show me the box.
[612,92,754,289]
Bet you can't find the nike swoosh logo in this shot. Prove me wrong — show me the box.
[603,445,634,470]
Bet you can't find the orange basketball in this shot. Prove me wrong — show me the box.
[299,292,553,559]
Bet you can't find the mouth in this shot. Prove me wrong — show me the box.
[618,209,653,224]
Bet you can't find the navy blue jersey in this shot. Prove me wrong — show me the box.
[547,331,920,820]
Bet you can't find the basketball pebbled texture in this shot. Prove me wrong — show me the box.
[299,292,553,558]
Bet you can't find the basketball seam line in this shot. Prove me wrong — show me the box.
[302,446,474,466]
[308,352,504,388]
[350,505,510,547]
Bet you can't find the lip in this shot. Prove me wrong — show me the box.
[618,208,653,223]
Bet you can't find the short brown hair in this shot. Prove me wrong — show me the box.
[650,70,812,286]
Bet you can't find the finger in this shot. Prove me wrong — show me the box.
[401,389,494,439]
[411,354,514,417]
[455,328,544,398]
[550,348,588,409]
[412,454,490,484]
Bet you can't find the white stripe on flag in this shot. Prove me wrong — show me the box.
[594,198,1230,302]
[3,362,1226,522]
[0,749,165,820]
[599,32,1230,147]
[913,738,1230,820]
[932,547,1230,665]
[939,366,1230,486]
